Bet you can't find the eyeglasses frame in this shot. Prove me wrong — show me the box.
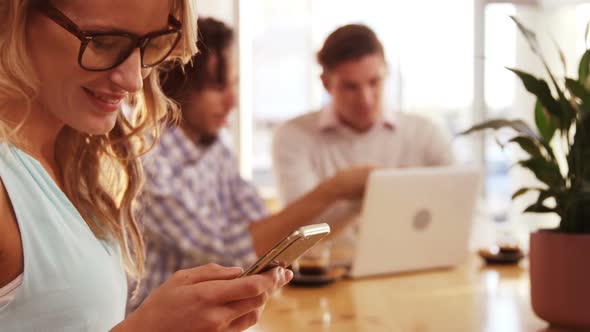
[36,1,183,72]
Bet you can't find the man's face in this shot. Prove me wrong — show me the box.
[183,50,238,140]
[322,53,387,133]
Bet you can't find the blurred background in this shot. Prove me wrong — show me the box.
[198,0,590,248]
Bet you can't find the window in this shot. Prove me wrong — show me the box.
[236,1,590,233]
[242,0,475,192]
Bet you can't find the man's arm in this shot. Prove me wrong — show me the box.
[249,166,372,257]
[261,120,372,257]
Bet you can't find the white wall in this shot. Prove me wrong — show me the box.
[196,0,235,24]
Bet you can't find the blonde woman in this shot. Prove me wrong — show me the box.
[0,0,291,331]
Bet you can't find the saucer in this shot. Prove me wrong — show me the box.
[289,266,348,287]
[478,245,525,265]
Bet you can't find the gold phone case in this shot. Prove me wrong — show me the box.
[240,223,330,277]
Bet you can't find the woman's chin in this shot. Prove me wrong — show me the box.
[75,117,118,136]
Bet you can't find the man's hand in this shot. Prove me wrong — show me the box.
[322,165,375,201]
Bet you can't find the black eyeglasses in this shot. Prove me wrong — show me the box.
[37,1,183,72]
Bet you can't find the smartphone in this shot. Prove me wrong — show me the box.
[240,223,331,277]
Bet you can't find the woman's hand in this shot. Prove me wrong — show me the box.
[114,263,292,332]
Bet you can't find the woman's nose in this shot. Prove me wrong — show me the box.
[109,49,145,93]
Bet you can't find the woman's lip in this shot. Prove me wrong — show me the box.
[82,87,123,113]
[82,87,126,101]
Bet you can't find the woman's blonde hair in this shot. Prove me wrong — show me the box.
[0,0,198,281]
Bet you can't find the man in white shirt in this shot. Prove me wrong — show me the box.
[272,24,454,255]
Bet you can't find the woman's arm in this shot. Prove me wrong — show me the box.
[111,264,292,332]
[0,179,23,289]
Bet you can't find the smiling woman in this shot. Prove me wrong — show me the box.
[1,0,195,281]
[0,0,291,331]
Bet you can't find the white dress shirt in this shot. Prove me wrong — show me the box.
[272,106,454,259]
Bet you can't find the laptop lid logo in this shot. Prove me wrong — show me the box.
[413,209,432,231]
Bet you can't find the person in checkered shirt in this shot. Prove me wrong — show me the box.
[127,17,372,313]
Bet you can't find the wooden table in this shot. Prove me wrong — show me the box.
[251,256,572,332]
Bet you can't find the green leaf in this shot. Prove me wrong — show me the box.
[524,203,555,214]
[523,189,558,215]
[566,78,590,113]
[519,157,563,188]
[537,189,555,204]
[507,68,562,122]
[568,114,590,181]
[570,190,590,204]
[558,94,578,130]
[459,119,539,139]
[510,16,541,56]
[507,135,546,159]
[534,99,558,143]
[578,49,590,86]
[512,187,544,200]
[553,37,567,74]
[495,136,505,149]
[510,17,562,99]
[561,189,590,232]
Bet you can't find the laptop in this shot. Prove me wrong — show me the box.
[348,166,481,278]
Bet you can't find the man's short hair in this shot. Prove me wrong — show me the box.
[160,17,234,105]
[317,24,384,72]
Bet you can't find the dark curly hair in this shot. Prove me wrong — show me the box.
[160,17,234,107]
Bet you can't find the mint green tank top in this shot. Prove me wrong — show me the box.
[0,144,127,331]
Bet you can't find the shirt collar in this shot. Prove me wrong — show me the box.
[158,125,206,165]
[317,104,396,132]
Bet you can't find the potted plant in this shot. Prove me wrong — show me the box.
[461,18,590,329]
